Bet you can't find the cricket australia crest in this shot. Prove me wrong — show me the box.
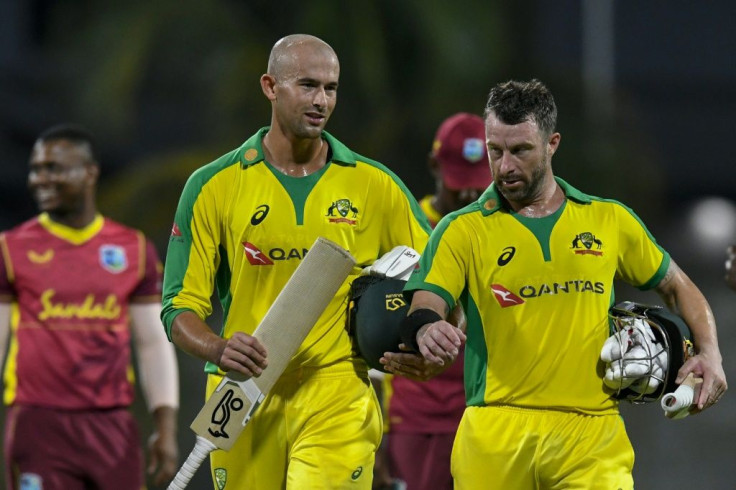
[571,232,603,256]
[326,198,359,225]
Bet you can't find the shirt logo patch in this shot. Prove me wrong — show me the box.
[214,467,227,490]
[326,199,359,225]
[463,138,485,163]
[385,294,406,311]
[243,242,274,265]
[19,473,43,490]
[99,245,128,273]
[571,232,603,256]
[171,222,182,236]
[27,249,54,264]
[243,148,259,162]
[491,284,525,307]
[250,204,270,225]
[497,246,516,266]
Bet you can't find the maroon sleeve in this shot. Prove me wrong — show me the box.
[0,234,15,300]
[131,236,162,302]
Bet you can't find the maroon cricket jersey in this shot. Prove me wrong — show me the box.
[387,196,466,434]
[0,213,161,410]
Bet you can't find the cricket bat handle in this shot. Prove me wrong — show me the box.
[661,372,702,418]
[167,436,217,490]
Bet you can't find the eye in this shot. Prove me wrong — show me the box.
[488,148,502,159]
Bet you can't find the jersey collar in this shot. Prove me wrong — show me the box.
[38,212,105,245]
[239,127,358,168]
[478,176,593,216]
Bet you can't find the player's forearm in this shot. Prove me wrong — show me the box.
[656,262,721,357]
[0,303,10,369]
[171,310,227,365]
[152,405,178,438]
[408,290,450,318]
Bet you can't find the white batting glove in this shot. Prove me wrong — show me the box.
[361,246,420,281]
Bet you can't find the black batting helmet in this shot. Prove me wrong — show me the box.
[347,276,408,372]
[607,301,694,404]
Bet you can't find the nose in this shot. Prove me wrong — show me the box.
[28,168,48,187]
[496,151,516,175]
[313,87,327,109]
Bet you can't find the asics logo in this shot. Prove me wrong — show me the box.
[497,246,516,266]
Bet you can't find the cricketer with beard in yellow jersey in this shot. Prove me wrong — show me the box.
[162,127,430,488]
[405,177,669,489]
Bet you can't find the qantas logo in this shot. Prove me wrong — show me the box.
[243,242,274,265]
[171,223,182,236]
[492,280,606,307]
[491,284,525,307]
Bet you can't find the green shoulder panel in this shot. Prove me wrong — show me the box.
[160,146,242,336]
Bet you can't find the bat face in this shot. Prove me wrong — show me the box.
[191,377,264,451]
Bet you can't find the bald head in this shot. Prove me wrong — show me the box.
[267,34,338,80]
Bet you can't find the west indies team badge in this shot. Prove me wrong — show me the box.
[99,245,128,273]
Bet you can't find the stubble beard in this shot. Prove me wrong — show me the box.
[497,155,549,205]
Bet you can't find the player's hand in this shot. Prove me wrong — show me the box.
[147,429,178,487]
[217,331,268,377]
[677,349,727,412]
[416,320,465,366]
[380,344,452,380]
[725,245,736,291]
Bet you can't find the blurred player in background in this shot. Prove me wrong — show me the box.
[374,113,491,490]
[161,34,430,489]
[388,79,727,489]
[0,124,179,489]
[725,244,736,291]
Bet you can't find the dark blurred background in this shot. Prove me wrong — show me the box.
[1,1,735,488]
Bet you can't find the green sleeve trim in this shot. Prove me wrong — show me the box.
[403,281,456,313]
[638,252,671,291]
[161,307,196,341]
[461,292,488,406]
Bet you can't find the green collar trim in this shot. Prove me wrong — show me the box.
[478,176,592,215]
[239,127,357,168]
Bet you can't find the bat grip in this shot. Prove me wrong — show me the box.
[167,436,217,490]
[661,383,695,412]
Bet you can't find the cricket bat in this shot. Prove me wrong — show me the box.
[168,237,356,489]
[660,372,702,420]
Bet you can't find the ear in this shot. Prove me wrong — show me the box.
[86,163,100,185]
[428,153,441,179]
[547,132,561,157]
[260,74,277,100]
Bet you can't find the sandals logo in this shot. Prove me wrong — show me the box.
[38,290,121,320]
[326,199,359,225]
[571,232,603,256]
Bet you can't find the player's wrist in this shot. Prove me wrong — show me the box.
[399,308,442,352]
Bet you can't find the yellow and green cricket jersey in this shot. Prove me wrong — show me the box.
[405,178,669,414]
[162,128,430,374]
